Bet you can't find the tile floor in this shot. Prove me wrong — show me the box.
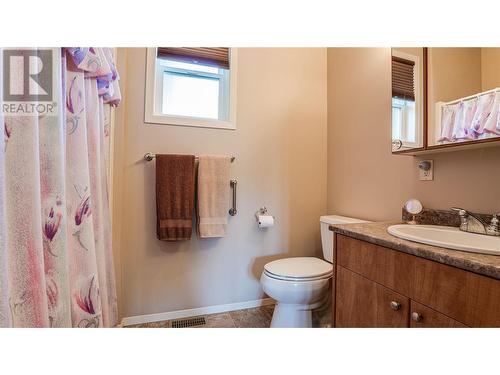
[125,302,332,328]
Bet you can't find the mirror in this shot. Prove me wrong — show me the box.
[427,48,500,147]
[404,198,423,215]
[404,198,423,225]
[391,48,425,152]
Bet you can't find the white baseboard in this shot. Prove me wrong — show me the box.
[121,298,275,327]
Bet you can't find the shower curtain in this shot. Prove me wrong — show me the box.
[0,48,120,327]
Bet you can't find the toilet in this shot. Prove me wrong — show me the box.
[260,215,368,327]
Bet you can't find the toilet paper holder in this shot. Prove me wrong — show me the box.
[255,207,275,221]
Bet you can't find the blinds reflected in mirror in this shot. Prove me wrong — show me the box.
[392,56,415,100]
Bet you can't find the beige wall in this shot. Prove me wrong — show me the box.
[481,48,500,90]
[113,48,328,318]
[327,48,500,222]
[427,48,482,143]
[428,48,482,104]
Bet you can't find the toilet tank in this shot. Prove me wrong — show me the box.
[320,215,369,263]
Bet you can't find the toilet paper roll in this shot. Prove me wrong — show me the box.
[258,215,274,228]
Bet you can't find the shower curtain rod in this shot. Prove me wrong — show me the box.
[443,87,500,106]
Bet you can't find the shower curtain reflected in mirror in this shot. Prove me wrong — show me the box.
[0,48,120,327]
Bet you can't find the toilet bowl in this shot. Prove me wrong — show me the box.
[261,215,368,328]
[261,257,332,327]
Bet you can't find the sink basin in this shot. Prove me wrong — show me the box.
[388,224,500,256]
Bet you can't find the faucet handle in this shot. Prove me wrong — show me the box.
[490,214,499,226]
[487,214,500,235]
[451,207,467,216]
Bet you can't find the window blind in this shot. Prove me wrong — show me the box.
[392,56,415,100]
[157,48,230,69]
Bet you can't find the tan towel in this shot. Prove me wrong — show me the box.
[197,155,231,238]
[156,154,195,241]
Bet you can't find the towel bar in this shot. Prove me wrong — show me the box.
[144,153,235,163]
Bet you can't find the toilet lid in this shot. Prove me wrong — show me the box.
[264,257,333,280]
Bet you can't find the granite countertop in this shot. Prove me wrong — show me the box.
[329,222,500,280]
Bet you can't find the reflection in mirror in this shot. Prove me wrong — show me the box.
[428,48,500,146]
[391,48,424,152]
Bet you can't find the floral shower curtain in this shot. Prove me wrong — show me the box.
[0,48,120,327]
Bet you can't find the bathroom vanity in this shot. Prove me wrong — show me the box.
[329,222,500,327]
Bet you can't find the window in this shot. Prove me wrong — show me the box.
[391,51,423,150]
[392,97,416,144]
[145,48,237,129]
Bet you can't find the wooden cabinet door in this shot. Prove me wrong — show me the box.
[335,266,410,327]
[412,256,500,327]
[410,301,467,328]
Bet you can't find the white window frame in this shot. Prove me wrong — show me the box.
[144,48,237,130]
[392,98,417,147]
[391,50,423,149]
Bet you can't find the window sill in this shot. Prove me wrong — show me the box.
[144,113,236,130]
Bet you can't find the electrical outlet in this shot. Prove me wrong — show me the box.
[418,160,433,181]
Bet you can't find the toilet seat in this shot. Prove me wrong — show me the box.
[263,269,333,282]
[263,257,333,282]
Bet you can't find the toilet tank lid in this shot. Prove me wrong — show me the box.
[319,215,369,225]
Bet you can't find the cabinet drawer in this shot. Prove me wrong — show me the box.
[336,234,414,296]
[335,266,409,328]
[410,301,467,328]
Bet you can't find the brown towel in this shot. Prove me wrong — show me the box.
[156,154,195,241]
[197,155,231,238]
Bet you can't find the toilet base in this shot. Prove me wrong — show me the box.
[270,303,313,328]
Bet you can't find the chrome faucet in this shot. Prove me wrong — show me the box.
[451,207,500,236]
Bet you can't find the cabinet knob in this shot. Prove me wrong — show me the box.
[390,301,401,311]
[411,312,423,322]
